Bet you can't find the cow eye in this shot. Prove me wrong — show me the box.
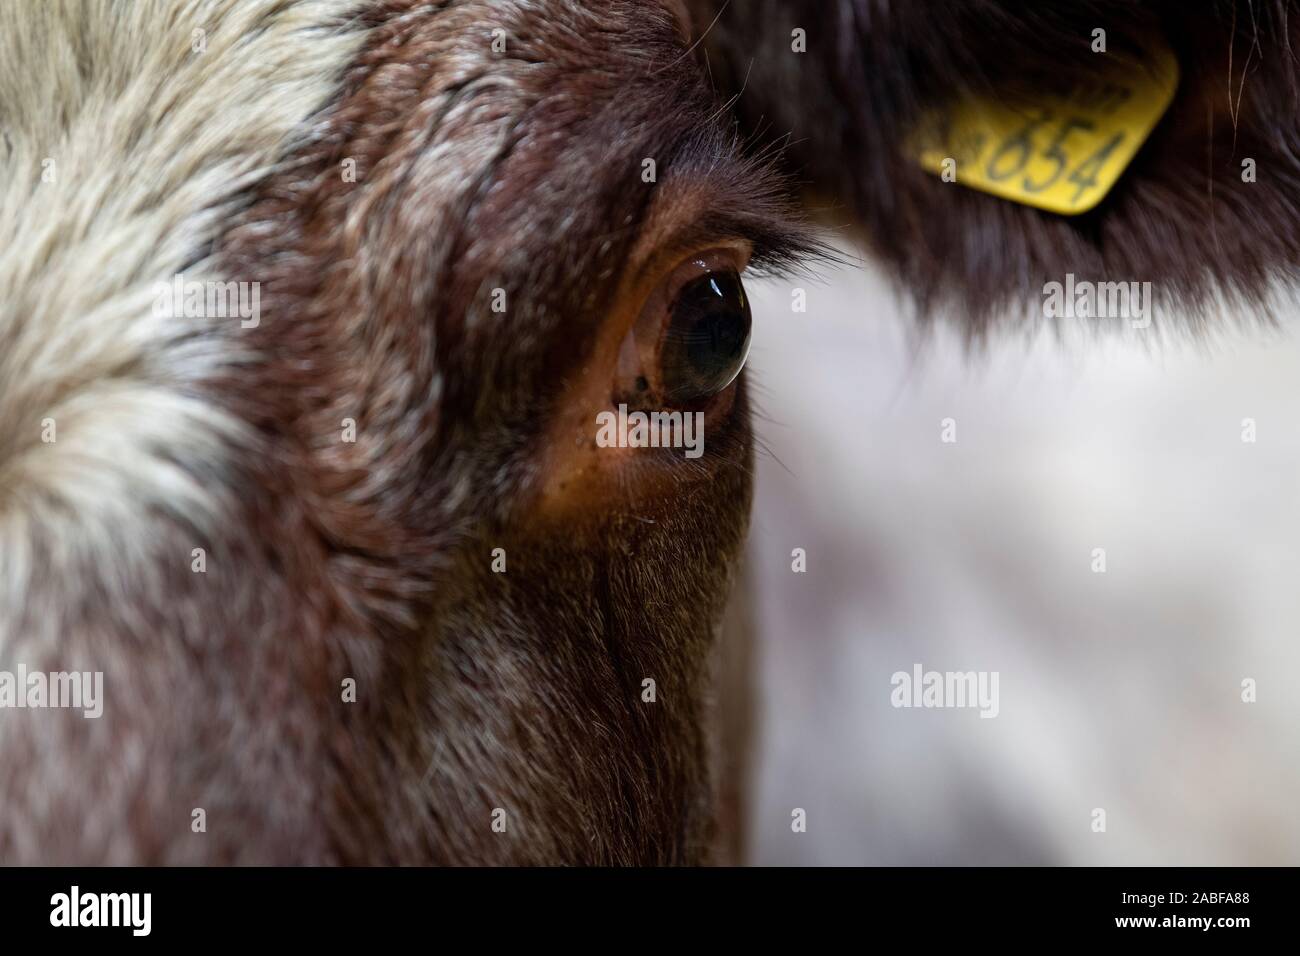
[620,248,753,410]
[660,269,751,407]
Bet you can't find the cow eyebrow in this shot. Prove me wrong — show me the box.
[621,133,830,287]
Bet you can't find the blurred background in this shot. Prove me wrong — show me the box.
[741,235,1300,865]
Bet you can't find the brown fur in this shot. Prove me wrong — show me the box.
[0,0,813,864]
[9,0,1298,867]
[211,0,819,864]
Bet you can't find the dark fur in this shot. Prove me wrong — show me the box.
[692,0,1300,337]
[203,0,812,863]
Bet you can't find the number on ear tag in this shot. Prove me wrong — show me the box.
[914,39,1179,215]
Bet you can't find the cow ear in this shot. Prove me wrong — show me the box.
[693,0,1300,334]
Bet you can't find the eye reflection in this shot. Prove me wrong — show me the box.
[657,269,751,407]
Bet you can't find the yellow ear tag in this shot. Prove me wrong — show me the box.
[915,40,1179,214]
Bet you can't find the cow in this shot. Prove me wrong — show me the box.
[0,0,1294,864]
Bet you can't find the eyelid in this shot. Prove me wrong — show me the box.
[627,230,752,300]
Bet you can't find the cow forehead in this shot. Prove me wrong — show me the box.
[216,0,777,421]
[0,0,703,611]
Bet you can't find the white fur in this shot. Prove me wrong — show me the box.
[0,5,367,863]
[0,0,364,635]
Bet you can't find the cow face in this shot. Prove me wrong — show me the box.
[0,0,813,863]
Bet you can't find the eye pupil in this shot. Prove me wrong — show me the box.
[661,270,752,407]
